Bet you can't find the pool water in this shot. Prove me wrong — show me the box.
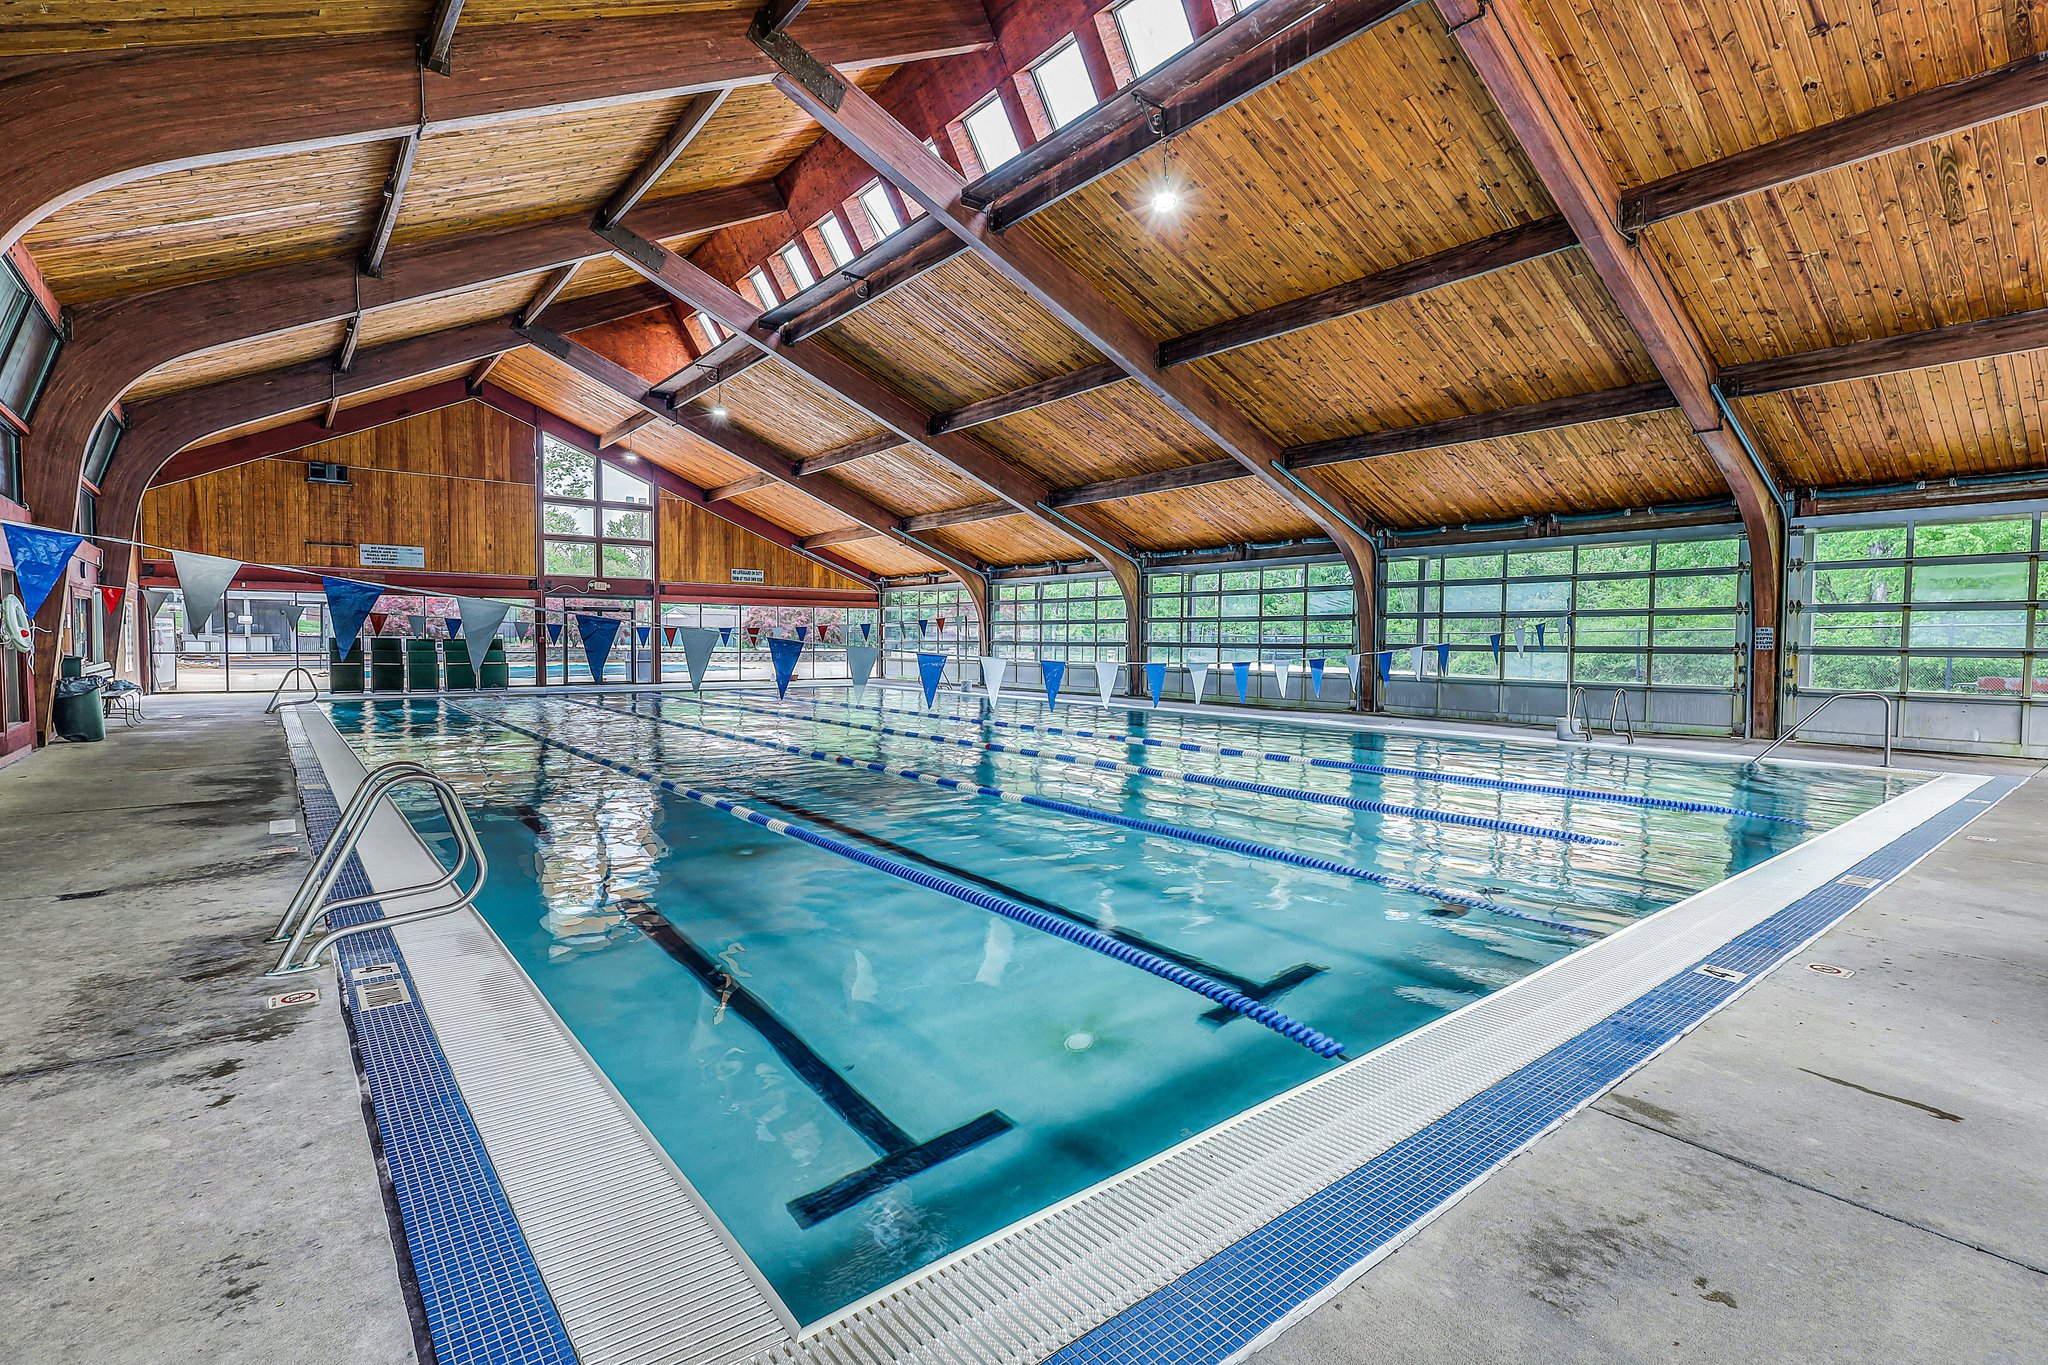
[326,688,1918,1323]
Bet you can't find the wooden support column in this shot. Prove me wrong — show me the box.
[1437,0,1784,737]
[757,40,1382,705]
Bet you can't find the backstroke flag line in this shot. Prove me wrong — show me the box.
[979,655,1005,706]
[3,524,83,617]
[917,651,948,707]
[322,578,384,656]
[676,626,718,689]
[455,596,512,652]
[768,635,804,697]
[846,644,880,695]
[171,549,243,634]
[576,614,624,683]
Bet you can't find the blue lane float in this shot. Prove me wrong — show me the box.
[802,690,1792,826]
[578,699,1587,934]
[451,701,1350,1059]
[699,693,1616,848]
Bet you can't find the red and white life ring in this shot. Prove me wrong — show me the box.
[1,594,30,653]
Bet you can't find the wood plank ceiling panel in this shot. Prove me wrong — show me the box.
[926,511,1086,567]
[1020,10,1556,339]
[0,0,418,54]
[390,98,696,249]
[646,67,898,199]
[827,447,988,515]
[1521,0,2048,190]
[25,142,390,304]
[969,381,1229,486]
[836,537,944,576]
[612,418,762,491]
[1644,108,2048,366]
[726,482,857,538]
[822,253,1108,411]
[1734,349,2048,487]
[1077,480,1319,551]
[125,320,354,402]
[702,355,893,456]
[1186,251,1659,445]
[355,272,550,348]
[487,346,648,435]
[1311,408,1726,527]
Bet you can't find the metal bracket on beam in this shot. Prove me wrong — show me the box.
[750,23,848,110]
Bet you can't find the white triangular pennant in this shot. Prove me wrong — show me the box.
[1411,645,1425,677]
[846,644,880,695]
[1513,625,1527,655]
[455,596,512,654]
[169,551,242,634]
[978,654,1006,705]
[1095,658,1123,705]
[1188,662,1211,705]
[676,626,718,689]
[1273,661,1293,698]
[1345,652,1366,698]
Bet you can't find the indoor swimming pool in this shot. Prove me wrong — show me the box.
[323,688,1922,1325]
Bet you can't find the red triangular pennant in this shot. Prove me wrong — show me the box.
[366,611,390,636]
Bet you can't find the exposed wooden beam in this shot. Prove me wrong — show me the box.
[762,43,1380,696]
[774,219,965,344]
[595,222,1145,577]
[596,89,734,230]
[903,500,1009,531]
[1048,458,1248,508]
[655,333,760,400]
[361,129,423,278]
[932,360,1126,433]
[0,0,995,257]
[336,313,367,373]
[420,0,466,74]
[798,432,901,473]
[466,353,504,394]
[707,472,781,501]
[1720,306,2048,397]
[516,321,982,589]
[521,263,581,326]
[965,0,1417,228]
[1438,0,1783,737]
[800,526,884,548]
[598,411,659,447]
[755,0,817,38]
[1622,49,2048,230]
[321,391,344,429]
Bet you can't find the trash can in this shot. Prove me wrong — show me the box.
[53,676,105,742]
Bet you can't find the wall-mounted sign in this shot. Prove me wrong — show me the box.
[730,568,765,584]
[1752,626,1775,650]
[359,543,426,569]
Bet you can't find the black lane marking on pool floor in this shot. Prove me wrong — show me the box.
[619,901,1014,1229]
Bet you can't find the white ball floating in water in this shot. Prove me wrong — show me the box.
[1064,1032,1095,1052]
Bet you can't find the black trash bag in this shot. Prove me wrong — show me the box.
[55,676,103,698]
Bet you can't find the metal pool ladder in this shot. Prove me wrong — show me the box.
[1751,691,1896,768]
[1568,686,1634,744]
[265,665,323,714]
[268,760,488,975]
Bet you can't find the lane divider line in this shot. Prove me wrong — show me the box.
[449,700,1350,1059]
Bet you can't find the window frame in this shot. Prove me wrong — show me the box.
[1111,0,1198,78]
[857,181,903,240]
[1030,37,1101,130]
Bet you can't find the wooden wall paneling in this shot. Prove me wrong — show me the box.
[1643,108,2048,368]
[1520,0,2048,191]
[25,142,391,304]
[1019,10,1556,339]
[658,490,865,590]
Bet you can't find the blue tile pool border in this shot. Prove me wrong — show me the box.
[284,717,578,1365]
[1043,775,2025,1365]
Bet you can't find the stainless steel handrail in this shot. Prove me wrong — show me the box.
[265,665,324,714]
[1751,691,1896,768]
[268,763,489,976]
[1608,688,1635,745]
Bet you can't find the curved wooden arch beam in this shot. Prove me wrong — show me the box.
[0,0,990,256]
[1437,0,1786,738]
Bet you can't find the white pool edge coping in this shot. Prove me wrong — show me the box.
[304,698,1997,1365]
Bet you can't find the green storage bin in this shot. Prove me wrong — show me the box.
[479,639,509,689]
[328,638,365,693]
[443,638,475,691]
[369,637,405,692]
[406,638,440,692]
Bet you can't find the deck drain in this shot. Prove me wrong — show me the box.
[1836,874,1881,889]
[1806,963,1854,977]
[264,988,319,1010]
[351,961,402,982]
[356,979,413,1012]
[1695,964,1747,983]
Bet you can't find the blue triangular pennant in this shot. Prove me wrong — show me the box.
[635,624,651,648]
[1145,660,1166,707]
[1436,642,1450,672]
[1489,632,1502,658]
[718,626,732,646]
[795,624,808,642]
[859,621,871,641]
[1535,622,1546,649]
[2,524,83,618]
[576,614,623,682]
[1309,657,1325,697]
[320,577,383,656]
[545,621,564,645]
[918,618,930,637]
[1377,650,1394,682]
[916,651,948,707]
[768,635,804,697]
[1040,659,1065,710]
[1231,660,1250,703]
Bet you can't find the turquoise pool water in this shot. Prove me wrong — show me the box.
[326,688,1919,1323]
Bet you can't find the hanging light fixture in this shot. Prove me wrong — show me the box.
[709,375,729,421]
[1144,97,1181,217]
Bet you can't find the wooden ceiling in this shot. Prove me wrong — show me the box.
[36,0,2048,578]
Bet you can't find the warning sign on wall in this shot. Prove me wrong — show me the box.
[730,568,765,584]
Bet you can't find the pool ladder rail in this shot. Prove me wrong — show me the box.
[267,760,488,976]
[265,665,323,714]
[1750,691,1895,768]
[1564,687,1635,745]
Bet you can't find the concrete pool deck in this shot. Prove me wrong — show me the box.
[1,691,2040,1363]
